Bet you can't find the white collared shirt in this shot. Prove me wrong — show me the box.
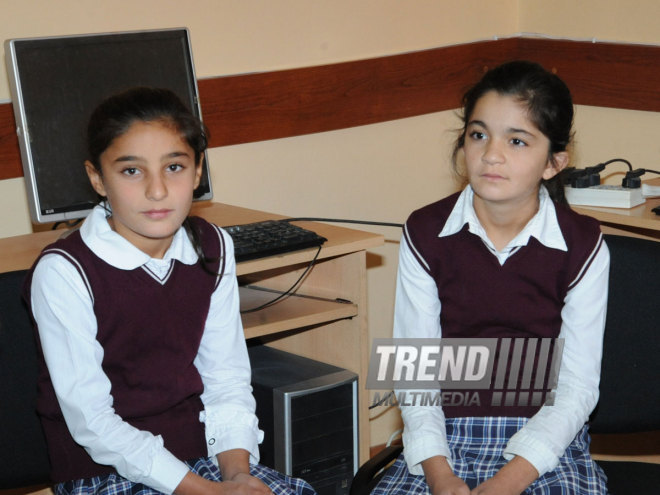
[440,185,568,263]
[30,205,263,494]
[395,186,609,477]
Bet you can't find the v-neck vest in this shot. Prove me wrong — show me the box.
[404,193,602,417]
[25,217,224,482]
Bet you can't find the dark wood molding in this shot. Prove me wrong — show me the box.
[1,37,658,180]
[198,38,519,148]
[0,103,22,180]
[515,38,660,113]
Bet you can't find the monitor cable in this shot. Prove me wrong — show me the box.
[240,217,403,313]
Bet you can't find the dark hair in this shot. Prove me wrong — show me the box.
[87,87,217,271]
[451,60,574,203]
[87,86,208,170]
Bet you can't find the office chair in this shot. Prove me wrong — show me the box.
[349,444,402,495]
[588,234,660,494]
[350,233,660,495]
[0,269,51,489]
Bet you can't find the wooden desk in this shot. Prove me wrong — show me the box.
[0,202,384,464]
[573,197,660,239]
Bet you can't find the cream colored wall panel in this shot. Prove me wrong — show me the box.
[208,111,461,221]
[0,178,32,237]
[1,0,517,99]
[519,0,660,44]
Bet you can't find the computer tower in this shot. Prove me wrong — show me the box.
[248,345,358,495]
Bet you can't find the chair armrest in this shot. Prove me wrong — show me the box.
[349,445,403,495]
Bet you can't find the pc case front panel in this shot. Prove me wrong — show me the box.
[274,371,358,495]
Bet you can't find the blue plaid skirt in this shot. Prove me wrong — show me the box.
[55,458,317,495]
[372,417,608,494]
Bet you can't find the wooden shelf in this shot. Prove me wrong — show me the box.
[240,286,357,339]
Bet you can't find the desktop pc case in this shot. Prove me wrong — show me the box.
[248,345,358,495]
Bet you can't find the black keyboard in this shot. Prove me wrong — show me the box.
[223,220,327,262]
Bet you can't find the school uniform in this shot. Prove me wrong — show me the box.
[26,205,315,495]
[373,186,609,494]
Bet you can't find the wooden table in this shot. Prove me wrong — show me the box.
[573,197,660,239]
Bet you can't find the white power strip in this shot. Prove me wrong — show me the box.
[564,185,645,208]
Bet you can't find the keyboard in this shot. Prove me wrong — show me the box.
[223,219,327,262]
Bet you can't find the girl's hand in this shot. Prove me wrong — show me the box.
[175,471,272,495]
[218,473,272,495]
[176,449,273,495]
[470,456,538,495]
[422,456,470,495]
[429,474,470,495]
[470,477,519,495]
[216,449,272,495]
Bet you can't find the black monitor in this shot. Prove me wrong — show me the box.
[4,28,213,224]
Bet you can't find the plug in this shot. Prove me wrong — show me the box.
[622,168,645,188]
[566,168,591,188]
[583,164,606,187]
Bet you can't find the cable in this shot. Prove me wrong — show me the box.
[240,244,323,314]
[386,428,403,447]
[52,218,83,230]
[369,390,396,409]
[284,217,404,229]
[597,158,633,171]
[239,217,402,313]
[241,217,402,313]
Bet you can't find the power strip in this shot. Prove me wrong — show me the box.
[564,185,645,208]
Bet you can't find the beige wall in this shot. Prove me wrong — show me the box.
[1,0,658,447]
[0,0,515,236]
[520,0,660,44]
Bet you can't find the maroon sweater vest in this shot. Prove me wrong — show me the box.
[404,192,603,417]
[25,217,224,482]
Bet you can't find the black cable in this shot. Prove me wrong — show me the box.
[240,244,323,313]
[239,217,402,313]
[284,217,404,229]
[369,390,396,409]
[51,218,83,230]
[597,158,633,171]
[642,169,660,175]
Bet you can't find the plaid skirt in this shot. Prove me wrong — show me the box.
[55,458,317,495]
[372,417,608,494]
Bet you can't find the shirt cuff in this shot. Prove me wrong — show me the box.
[503,430,559,477]
[401,430,452,476]
[143,449,190,495]
[200,409,263,464]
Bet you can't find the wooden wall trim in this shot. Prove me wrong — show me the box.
[515,38,660,113]
[198,38,518,148]
[1,37,658,180]
[0,102,22,180]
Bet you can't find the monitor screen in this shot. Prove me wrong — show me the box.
[5,28,212,224]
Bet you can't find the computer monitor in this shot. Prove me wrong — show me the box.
[5,28,212,224]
